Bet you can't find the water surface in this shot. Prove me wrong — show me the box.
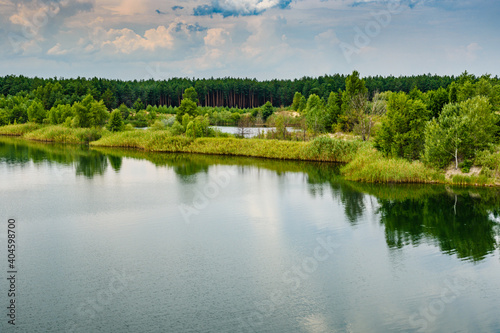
[0,137,499,333]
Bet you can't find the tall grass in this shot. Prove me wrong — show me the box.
[304,136,367,162]
[451,175,491,186]
[92,133,364,162]
[341,147,443,183]
[0,123,41,136]
[23,126,102,143]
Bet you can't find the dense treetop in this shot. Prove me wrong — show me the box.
[0,73,480,109]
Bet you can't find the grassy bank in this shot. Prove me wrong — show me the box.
[90,130,366,163]
[1,124,498,185]
[0,123,102,144]
[0,123,41,136]
[341,147,444,184]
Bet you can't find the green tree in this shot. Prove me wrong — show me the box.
[298,96,307,112]
[375,92,430,160]
[449,82,458,103]
[183,87,199,104]
[73,95,94,128]
[291,92,303,111]
[423,96,498,169]
[325,91,341,130]
[261,101,274,122]
[27,100,46,124]
[47,104,73,124]
[107,109,124,132]
[186,121,195,138]
[177,99,198,123]
[72,95,109,128]
[305,94,326,134]
[426,87,449,118]
[117,103,130,120]
[340,71,368,131]
[101,88,116,110]
[133,98,144,111]
[90,100,109,127]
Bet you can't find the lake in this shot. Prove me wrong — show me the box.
[0,136,499,333]
[211,126,300,138]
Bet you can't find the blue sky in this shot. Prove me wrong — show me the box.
[0,0,498,80]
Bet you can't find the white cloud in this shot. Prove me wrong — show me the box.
[47,42,68,55]
[204,28,230,47]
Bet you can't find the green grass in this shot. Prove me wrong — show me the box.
[0,123,41,136]
[451,175,492,186]
[91,132,365,163]
[340,147,443,183]
[23,126,102,144]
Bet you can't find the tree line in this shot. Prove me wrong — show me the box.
[0,73,470,110]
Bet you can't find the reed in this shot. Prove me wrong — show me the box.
[0,123,41,136]
[340,147,443,183]
[23,126,102,143]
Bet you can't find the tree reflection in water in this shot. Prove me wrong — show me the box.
[1,136,498,262]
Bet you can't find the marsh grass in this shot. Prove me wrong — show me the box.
[92,133,365,162]
[341,147,443,183]
[0,123,41,136]
[23,126,102,143]
[451,175,491,186]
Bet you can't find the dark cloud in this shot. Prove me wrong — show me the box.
[194,0,292,17]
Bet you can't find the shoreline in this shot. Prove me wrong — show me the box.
[1,124,498,187]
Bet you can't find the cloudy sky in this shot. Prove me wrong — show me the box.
[0,0,498,80]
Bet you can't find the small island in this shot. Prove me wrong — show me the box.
[1,71,499,186]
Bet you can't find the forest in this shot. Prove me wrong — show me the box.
[0,73,463,109]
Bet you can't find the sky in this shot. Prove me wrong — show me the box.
[0,0,498,80]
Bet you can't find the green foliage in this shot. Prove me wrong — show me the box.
[183,87,199,104]
[0,123,41,136]
[33,82,63,110]
[298,96,307,112]
[341,70,368,115]
[107,109,124,132]
[341,146,441,183]
[0,108,8,126]
[133,98,144,111]
[261,101,274,121]
[375,92,430,160]
[89,100,109,127]
[291,92,302,111]
[305,136,365,162]
[130,110,148,127]
[117,103,130,120]
[423,96,498,169]
[150,120,166,131]
[72,95,109,128]
[185,121,195,138]
[176,99,198,123]
[47,104,74,125]
[170,121,185,135]
[325,91,341,130]
[305,94,326,133]
[101,88,115,110]
[426,87,449,118]
[22,125,102,143]
[449,82,458,103]
[27,100,46,124]
[459,159,473,173]
[185,116,210,138]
